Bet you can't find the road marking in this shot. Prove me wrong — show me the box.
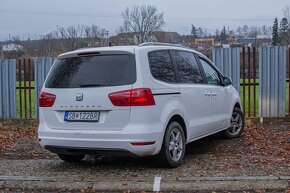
[153,176,161,192]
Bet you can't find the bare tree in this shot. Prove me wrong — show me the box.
[283,6,290,45]
[283,6,290,22]
[34,24,109,55]
[249,26,259,37]
[261,25,268,35]
[111,26,135,45]
[91,25,107,46]
[279,18,290,45]
[121,5,165,44]
[235,27,242,36]
[40,33,53,56]
[242,25,249,36]
[58,25,85,51]
[83,25,107,46]
[196,27,204,38]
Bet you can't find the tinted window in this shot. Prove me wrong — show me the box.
[199,58,221,85]
[171,51,203,84]
[45,54,136,88]
[148,51,177,83]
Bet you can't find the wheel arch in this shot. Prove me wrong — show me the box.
[234,102,241,110]
[166,114,188,143]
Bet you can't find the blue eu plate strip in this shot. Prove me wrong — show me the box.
[64,112,69,121]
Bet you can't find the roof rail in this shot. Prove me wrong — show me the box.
[139,42,189,49]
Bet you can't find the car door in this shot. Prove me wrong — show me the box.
[198,56,231,131]
[170,50,212,140]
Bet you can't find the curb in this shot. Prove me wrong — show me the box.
[0,175,289,191]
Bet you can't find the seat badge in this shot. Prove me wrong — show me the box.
[76,93,83,101]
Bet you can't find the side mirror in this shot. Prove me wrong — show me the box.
[223,77,232,86]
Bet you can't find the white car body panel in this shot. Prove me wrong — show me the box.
[38,44,242,157]
[179,84,212,140]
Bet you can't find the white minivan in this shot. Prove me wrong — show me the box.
[38,42,244,168]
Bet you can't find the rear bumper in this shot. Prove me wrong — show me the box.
[44,145,137,157]
[38,122,164,157]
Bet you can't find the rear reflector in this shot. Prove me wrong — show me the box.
[39,91,56,107]
[109,88,155,106]
[131,141,156,146]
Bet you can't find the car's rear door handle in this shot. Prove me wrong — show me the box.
[212,92,218,96]
[204,92,211,96]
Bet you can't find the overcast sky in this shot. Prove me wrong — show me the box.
[0,0,289,41]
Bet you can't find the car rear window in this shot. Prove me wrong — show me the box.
[45,54,136,88]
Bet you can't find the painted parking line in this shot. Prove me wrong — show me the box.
[153,176,162,191]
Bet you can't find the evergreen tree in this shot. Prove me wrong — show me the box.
[191,25,198,38]
[220,26,228,43]
[272,18,279,46]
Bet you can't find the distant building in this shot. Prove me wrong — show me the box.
[193,38,215,50]
[256,35,272,39]
[236,36,272,47]
[2,43,24,52]
[2,43,25,58]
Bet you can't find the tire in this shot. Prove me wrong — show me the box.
[57,154,85,162]
[221,107,244,139]
[159,121,186,168]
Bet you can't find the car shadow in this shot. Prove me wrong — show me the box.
[51,133,225,170]
[185,133,223,155]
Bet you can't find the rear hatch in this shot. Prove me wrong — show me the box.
[41,51,136,131]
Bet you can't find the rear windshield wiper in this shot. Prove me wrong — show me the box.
[79,83,112,87]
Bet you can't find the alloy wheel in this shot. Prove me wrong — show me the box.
[228,112,243,135]
[168,128,183,161]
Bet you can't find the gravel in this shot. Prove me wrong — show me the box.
[0,122,289,179]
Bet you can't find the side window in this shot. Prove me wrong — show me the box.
[170,51,203,84]
[148,51,177,83]
[199,58,221,85]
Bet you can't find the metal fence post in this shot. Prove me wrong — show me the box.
[34,57,56,117]
[0,59,17,119]
[212,48,241,92]
[259,46,287,117]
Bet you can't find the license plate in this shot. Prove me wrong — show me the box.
[64,111,99,122]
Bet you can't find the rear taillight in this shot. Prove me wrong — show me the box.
[130,88,155,106]
[109,88,155,106]
[39,91,56,107]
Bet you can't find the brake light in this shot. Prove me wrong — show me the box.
[77,52,101,56]
[39,92,56,107]
[109,88,155,106]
